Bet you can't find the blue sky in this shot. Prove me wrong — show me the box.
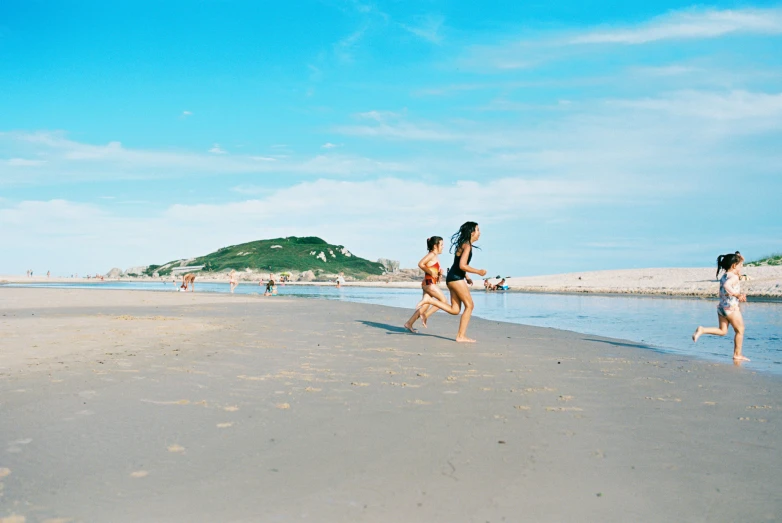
[1,0,781,276]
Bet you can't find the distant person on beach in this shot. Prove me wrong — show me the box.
[229,270,238,293]
[47,271,50,278]
[336,272,345,288]
[264,279,277,296]
[180,273,196,292]
[416,222,487,343]
[404,236,446,333]
[693,252,749,362]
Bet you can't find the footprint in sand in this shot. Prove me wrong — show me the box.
[514,405,531,410]
[130,470,149,478]
[350,382,369,387]
[0,468,10,478]
[0,515,27,523]
[223,406,239,412]
[304,387,321,392]
[216,422,234,428]
[167,444,185,453]
[276,403,291,409]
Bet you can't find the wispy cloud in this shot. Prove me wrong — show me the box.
[608,90,782,121]
[208,143,227,155]
[334,24,369,63]
[570,8,782,45]
[459,7,782,71]
[400,14,444,44]
[181,110,193,118]
[6,158,47,167]
[0,131,409,183]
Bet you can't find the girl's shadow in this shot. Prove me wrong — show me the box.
[357,320,453,341]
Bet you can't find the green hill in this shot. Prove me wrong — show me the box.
[146,237,386,278]
[746,253,782,267]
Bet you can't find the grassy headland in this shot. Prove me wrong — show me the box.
[146,236,385,279]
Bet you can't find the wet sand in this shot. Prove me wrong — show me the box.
[1,288,780,522]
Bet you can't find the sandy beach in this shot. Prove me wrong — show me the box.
[0,287,779,522]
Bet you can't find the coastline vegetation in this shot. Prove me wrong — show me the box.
[145,236,385,278]
[746,253,782,267]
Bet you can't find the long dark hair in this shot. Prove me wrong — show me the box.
[450,221,479,254]
[426,236,443,252]
[716,252,744,278]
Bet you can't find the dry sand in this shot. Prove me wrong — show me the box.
[0,288,780,522]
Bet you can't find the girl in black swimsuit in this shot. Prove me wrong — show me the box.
[416,222,487,343]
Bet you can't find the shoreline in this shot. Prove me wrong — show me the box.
[0,267,782,303]
[1,287,779,521]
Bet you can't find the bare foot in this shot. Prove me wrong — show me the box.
[692,327,703,343]
[733,355,750,362]
[455,336,476,343]
[403,322,418,334]
[421,315,428,328]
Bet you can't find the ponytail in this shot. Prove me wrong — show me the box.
[426,236,443,252]
[716,252,744,277]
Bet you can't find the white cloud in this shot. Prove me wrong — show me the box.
[334,25,368,63]
[609,90,782,121]
[458,7,782,71]
[400,14,444,44]
[570,8,782,45]
[321,142,341,149]
[181,110,193,118]
[209,143,227,155]
[0,177,607,274]
[6,158,46,167]
[0,131,409,183]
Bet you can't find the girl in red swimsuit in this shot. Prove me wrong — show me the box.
[404,236,446,333]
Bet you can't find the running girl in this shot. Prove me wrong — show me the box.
[404,236,446,333]
[416,222,487,343]
[693,252,749,362]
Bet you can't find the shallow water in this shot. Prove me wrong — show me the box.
[6,281,782,375]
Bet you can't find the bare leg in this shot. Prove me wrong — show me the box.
[448,281,475,342]
[693,315,729,342]
[404,309,421,333]
[420,285,447,327]
[416,287,462,315]
[406,285,446,331]
[726,311,748,361]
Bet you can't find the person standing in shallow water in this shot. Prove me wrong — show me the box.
[693,252,749,362]
[404,236,446,333]
[416,222,487,343]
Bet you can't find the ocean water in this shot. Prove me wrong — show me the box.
[6,281,781,375]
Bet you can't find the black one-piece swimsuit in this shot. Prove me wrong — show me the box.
[445,248,472,283]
